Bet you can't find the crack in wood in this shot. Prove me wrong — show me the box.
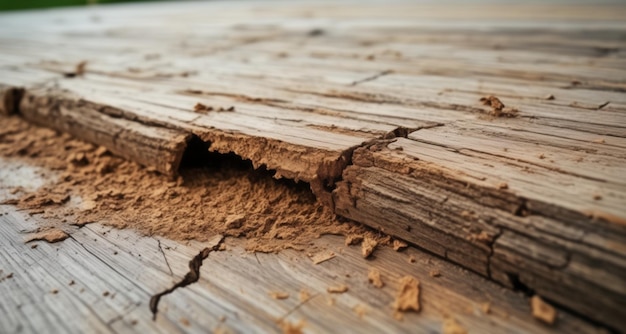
[149,236,225,320]
[349,70,393,87]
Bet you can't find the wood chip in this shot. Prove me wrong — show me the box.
[531,295,556,325]
[482,302,491,314]
[299,289,311,302]
[442,317,467,334]
[361,236,378,258]
[311,250,336,265]
[344,234,363,246]
[353,304,367,318]
[392,240,408,251]
[544,94,555,100]
[393,276,420,313]
[408,255,416,263]
[327,284,349,294]
[429,269,441,278]
[278,319,305,334]
[269,291,290,300]
[25,229,69,243]
[368,268,384,288]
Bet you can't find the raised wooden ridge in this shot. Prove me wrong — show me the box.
[1,1,625,330]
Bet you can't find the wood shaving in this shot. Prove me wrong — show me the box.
[269,291,290,300]
[392,239,408,251]
[25,228,69,243]
[278,319,305,334]
[442,317,467,334]
[531,295,556,325]
[368,268,384,288]
[311,250,336,265]
[361,236,378,258]
[299,289,311,302]
[482,302,491,314]
[327,284,348,294]
[345,234,363,246]
[393,276,420,313]
[353,304,367,318]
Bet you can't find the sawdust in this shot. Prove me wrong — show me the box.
[367,268,384,288]
[393,276,420,313]
[0,116,381,253]
[531,295,556,325]
[25,228,69,243]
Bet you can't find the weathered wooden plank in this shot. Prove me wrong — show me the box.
[333,137,626,331]
[0,204,607,334]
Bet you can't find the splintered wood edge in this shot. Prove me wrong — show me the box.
[333,143,626,330]
[18,88,190,177]
[0,86,24,116]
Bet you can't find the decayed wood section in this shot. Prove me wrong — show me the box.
[1,1,625,330]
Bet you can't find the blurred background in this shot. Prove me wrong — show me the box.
[0,0,155,11]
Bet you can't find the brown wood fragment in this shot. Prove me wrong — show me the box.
[344,235,363,246]
[368,268,384,288]
[442,317,467,334]
[361,236,377,258]
[531,296,556,325]
[269,291,289,300]
[311,250,336,265]
[393,276,420,313]
[298,289,311,302]
[482,302,491,314]
[25,229,69,243]
[327,284,348,294]
[392,240,408,251]
[278,319,305,334]
[429,269,441,278]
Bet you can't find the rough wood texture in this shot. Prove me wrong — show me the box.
[0,0,625,330]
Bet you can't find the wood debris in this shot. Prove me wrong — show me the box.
[25,228,69,243]
[531,295,556,325]
[344,234,363,246]
[482,302,491,314]
[327,284,349,294]
[278,319,305,334]
[442,317,467,334]
[480,95,518,117]
[299,289,311,302]
[361,236,378,258]
[269,291,290,300]
[311,250,336,265]
[368,268,384,288]
[392,240,408,251]
[429,269,441,278]
[353,304,367,318]
[393,276,420,313]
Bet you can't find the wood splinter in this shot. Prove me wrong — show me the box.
[149,235,224,320]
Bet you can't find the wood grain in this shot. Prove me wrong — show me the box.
[0,0,625,330]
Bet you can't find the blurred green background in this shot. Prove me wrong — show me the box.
[0,0,153,11]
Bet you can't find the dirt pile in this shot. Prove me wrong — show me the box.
[0,116,380,252]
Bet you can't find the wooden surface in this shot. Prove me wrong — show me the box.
[0,159,608,334]
[1,0,626,331]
